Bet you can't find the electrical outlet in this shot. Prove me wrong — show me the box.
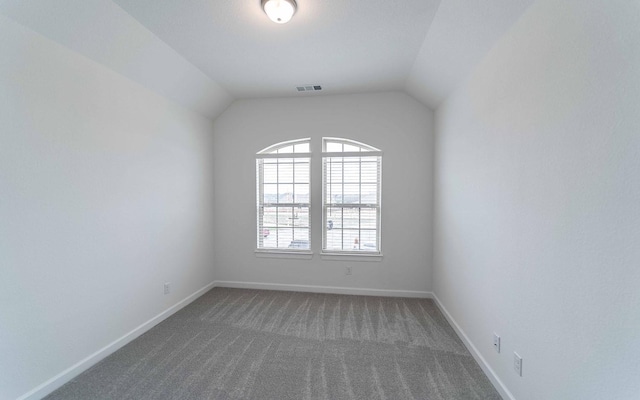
[345,266,353,275]
[493,333,501,353]
[514,352,523,376]
[164,282,170,295]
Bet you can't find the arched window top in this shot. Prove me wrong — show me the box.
[323,137,381,153]
[257,138,310,155]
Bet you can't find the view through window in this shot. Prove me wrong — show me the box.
[256,139,310,251]
[256,138,381,254]
[322,138,382,253]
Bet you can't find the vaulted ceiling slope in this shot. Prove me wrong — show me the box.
[406,0,535,107]
[0,0,232,120]
[111,0,440,100]
[0,0,534,119]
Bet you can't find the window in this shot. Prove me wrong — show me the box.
[322,138,382,253]
[256,139,311,251]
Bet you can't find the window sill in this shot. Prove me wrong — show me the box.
[255,250,313,260]
[320,252,383,262]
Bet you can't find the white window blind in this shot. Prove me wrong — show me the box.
[322,138,382,253]
[256,139,311,251]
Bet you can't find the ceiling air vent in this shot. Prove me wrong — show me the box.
[296,85,322,92]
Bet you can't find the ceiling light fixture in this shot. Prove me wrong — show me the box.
[261,0,297,24]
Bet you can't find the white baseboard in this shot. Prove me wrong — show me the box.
[213,280,433,299]
[431,293,515,400]
[17,280,216,400]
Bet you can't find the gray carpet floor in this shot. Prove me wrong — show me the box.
[46,288,501,400]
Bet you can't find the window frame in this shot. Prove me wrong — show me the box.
[255,138,312,255]
[321,138,383,257]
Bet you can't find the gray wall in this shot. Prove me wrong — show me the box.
[432,0,640,398]
[0,17,217,399]
[212,92,434,295]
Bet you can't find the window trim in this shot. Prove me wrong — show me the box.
[256,138,312,254]
[257,137,311,155]
[319,252,383,262]
[322,137,381,152]
[321,138,383,256]
[254,137,384,259]
[255,249,313,259]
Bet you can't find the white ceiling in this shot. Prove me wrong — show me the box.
[1,0,536,116]
[406,0,536,107]
[0,0,232,119]
[111,0,441,98]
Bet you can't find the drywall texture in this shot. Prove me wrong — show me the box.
[212,92,434,294]
[433,1,640,399]
[405,0,535,108]
[0,0,233,120]
[0,17,216,399]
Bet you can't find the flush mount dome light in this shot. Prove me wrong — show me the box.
[261,0,297,24]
